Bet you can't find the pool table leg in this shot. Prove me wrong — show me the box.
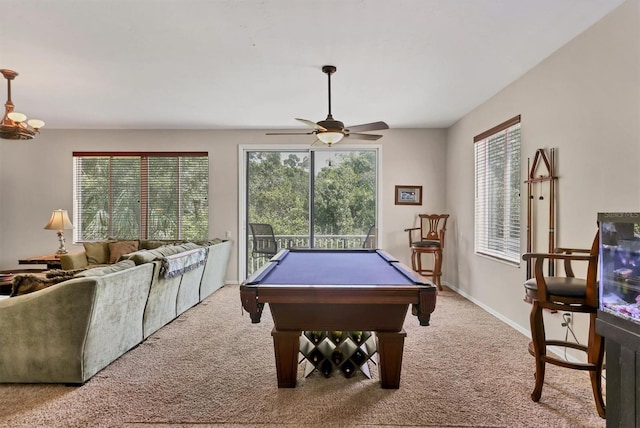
[271,328,301,388]
[376,330,407,389]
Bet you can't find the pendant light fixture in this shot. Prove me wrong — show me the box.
[0,69,45,140]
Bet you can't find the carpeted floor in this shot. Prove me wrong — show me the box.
[0,285,605,427]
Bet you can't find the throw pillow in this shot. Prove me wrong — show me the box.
[139,240,168,250]
[83,241,110,265]
[128,250,157,265]
[108,240,139,264]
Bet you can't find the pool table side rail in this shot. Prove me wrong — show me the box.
[247,285,433,304]
[239,284,437,326]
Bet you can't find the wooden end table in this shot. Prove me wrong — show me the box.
[18,254,63,270]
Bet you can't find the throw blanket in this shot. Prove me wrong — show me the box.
[160,248,208,279]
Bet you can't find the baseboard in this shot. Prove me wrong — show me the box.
[441,281,584,364]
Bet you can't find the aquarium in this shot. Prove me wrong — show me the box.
[599,212,640,325]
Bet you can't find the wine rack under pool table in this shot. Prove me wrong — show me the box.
[298,330,378,378]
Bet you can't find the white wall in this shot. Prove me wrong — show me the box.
[445,0,640,351]
[0,128,447,283]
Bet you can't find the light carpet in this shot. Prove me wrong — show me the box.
[0,285,605,427]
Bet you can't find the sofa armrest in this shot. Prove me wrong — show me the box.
[60,252,89,270]
[0,278,97,383]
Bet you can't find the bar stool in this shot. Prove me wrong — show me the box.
[404,214,449,290]
[522,231,605,418]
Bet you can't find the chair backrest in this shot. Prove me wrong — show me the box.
[248,223,278,257]
[418,214,449,246]
[362,225,377,248]
[584,231,600,306]
[525,231,600,307]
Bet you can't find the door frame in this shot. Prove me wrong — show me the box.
[238,143,384,281]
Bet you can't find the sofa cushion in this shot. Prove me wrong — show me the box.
[148,246,182,258]
[60,252,89,270]
[128,250,157,266]
[109,240,139,263]
[83,241,111,265]
[11,274,69,297]
[75,260,136,277]
[139,240,167,250]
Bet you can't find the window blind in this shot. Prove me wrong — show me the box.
[73,152,208,241]
[474,116,521,264]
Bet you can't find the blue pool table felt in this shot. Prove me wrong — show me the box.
[250,250,421,285]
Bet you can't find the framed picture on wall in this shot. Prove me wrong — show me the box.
[394,185,422,205]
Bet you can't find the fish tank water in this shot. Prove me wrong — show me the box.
[599,212,640,325]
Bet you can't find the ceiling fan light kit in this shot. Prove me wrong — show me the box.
[0,69,45,140]
[267,65,388,146]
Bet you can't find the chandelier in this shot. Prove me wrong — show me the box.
[1,69,45,140]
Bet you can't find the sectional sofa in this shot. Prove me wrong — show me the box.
[0,239,232,384]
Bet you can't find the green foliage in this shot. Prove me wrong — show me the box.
[314,151,376,235]
[248,152,310,235]
[247,150,376,238]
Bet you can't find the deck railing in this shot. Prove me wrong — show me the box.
[247,234,373,275]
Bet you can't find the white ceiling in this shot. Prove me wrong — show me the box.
[0,0,624,131]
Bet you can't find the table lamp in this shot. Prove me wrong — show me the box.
[44,209,74,254]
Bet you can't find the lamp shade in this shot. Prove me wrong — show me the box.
[44,209,74,230]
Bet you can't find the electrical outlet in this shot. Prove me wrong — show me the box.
[561,312,572,327]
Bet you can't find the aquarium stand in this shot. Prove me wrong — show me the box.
[596,310,640,427]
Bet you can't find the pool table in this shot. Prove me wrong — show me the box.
[240,248,437,388]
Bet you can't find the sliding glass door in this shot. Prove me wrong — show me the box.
[245,148,378,276]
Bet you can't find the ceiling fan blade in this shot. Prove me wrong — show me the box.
[345,121,389,133]
[266,131,315,136]
[344,132,383,141]
[296,118,327,131]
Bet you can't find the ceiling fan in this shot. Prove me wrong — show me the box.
[267,65,389,146]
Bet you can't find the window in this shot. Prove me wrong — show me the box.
[73,152,208,241]
[243,147,379,276]
[474,115,521,263]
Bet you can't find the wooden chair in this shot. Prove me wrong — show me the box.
[522,231,605,418]
[404,214,449,290]
[248,223,278,259]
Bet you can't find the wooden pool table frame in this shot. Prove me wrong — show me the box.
[240,248,437,389]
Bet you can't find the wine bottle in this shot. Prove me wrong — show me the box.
[331,348,344,365]
[307,330,325,344]
[330,330,343,343]
[340,359,356,378]
[351,349,367,366]
[308,348,324,364]
[351,330,363,344]
[320,359,333,377]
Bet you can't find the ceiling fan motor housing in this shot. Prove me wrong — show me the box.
[317,118,344,132]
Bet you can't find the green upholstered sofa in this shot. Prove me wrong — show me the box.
[0,239,232,384]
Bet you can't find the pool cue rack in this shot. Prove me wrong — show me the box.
[298,331,378,379]
[525,148,558,280]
